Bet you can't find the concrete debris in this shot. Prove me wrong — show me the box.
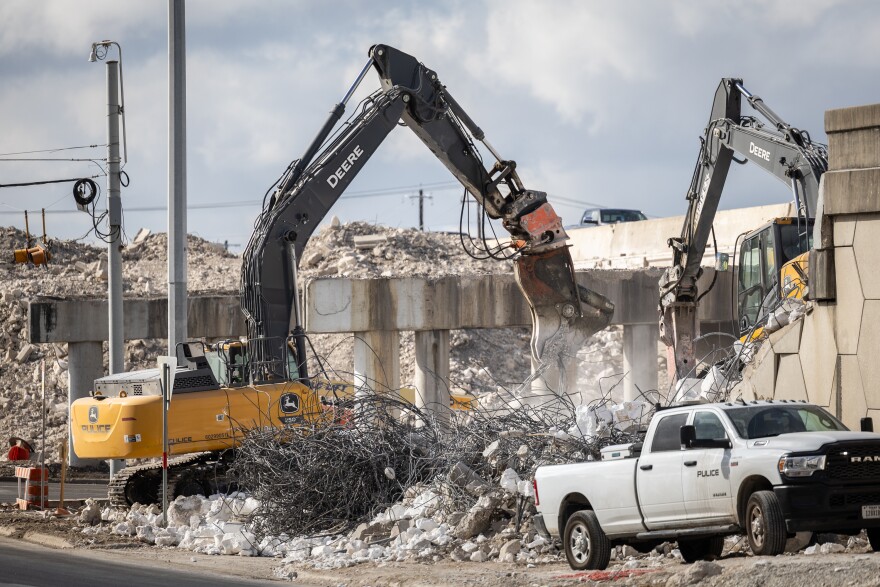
[15,343,34,364]
[352,234,387,250]
[132,228,151,245]
[681,560,723,585]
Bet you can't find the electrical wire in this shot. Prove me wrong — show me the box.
[0,144,105,157]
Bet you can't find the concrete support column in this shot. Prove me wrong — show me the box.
[353,330,400,394]
[67,342,104,467]
[414,329,450,424]
[622,323,659,402]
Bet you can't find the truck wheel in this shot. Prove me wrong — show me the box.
[746,490,786,556]
[563,510,611,570]
[867,528,880,551]
[678,535,724,563]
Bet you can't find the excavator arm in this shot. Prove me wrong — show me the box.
[659,78,827,381]
[241,44,613,392]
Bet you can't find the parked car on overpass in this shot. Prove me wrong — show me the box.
[579,208,647,227]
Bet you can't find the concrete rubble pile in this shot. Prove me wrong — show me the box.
[77,387,657,570]
[1,221,651,465]
[0,227,236,463]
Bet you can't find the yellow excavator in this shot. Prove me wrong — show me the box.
[659,78,828,383]
[71,44,614,506]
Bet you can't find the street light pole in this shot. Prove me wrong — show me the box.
[168,0,188,355]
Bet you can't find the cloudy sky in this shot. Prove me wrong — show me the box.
[1,0,878,251]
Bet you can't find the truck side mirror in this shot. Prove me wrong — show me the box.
[715,253,730,272]
[680,425,696,449]
[862,417,874,432]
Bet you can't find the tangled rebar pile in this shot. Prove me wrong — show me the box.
[229,381,650,540]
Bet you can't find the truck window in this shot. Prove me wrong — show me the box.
[651,413,688,452]
[727,405,847,439]
[694,411,727,441]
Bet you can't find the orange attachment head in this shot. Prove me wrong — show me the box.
[28,245,50,266]
[13,246,50,266]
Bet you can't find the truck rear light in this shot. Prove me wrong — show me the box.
[533,479,540,506]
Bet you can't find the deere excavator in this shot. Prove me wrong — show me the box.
[659,78,828,384]
[70,44,614,506]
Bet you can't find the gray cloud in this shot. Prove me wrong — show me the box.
[0,0,878,248]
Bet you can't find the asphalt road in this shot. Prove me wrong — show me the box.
[0,537,282,587]
[0,482,107,504]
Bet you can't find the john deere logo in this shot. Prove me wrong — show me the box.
[280,393,301,414]
[88,406,99,423]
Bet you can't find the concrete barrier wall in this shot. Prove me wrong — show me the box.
[735,102,880,430]
[568,203,795,269]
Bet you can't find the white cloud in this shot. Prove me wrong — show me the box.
[0,1,162,56]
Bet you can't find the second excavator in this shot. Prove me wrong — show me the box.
[659,78,828,385]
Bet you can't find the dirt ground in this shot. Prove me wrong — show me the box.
[3,508,880,586]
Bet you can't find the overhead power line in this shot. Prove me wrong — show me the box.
[0,144,106,157]
[0,180,463,216]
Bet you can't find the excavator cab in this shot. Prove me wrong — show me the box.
[205,337,302,387]
[736,217,813,335]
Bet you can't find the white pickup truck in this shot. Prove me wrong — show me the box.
[533,400,880,570]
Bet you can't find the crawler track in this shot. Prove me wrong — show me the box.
[108,452,232,508]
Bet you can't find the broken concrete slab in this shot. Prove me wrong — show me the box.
[132,228,151,244]
[353,234,387,250]
[769,320,803,355]
[454,494,501,540]
[15,343,34,363]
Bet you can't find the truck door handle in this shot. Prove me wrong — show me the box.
[684,460,697,467]
[639,464,653,471]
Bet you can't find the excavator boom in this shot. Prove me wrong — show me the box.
[240,44,613,394]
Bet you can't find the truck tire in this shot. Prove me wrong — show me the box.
[867,528,880,551]
[677,536,724,563]
[746,490,787,556]
[563,510,611,570]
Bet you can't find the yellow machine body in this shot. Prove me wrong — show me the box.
[71,380,348,460]
[71,376,473,460]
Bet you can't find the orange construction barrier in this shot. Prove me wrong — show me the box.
[15,466,48,510]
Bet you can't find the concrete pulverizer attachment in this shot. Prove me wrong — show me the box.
[514,247,614,397]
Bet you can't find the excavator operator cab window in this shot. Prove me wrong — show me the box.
[286,339,300,381]
[737,220,814,336]
[778,221,813,265]
[738,233,764,334]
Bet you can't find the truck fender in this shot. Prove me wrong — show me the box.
[736,475,773,527]
[558,492,592,537]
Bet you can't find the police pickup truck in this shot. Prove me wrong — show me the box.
[533,400,880,570]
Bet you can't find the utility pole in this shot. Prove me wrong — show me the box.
[103,59,123,378]
[168,0,188,356]
[90,42,126,479]
[418,188,424,231]
[408,187,432,231]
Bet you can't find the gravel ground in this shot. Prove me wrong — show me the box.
[2,509,880,586]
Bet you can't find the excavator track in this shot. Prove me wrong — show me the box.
[108,452,231,508]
